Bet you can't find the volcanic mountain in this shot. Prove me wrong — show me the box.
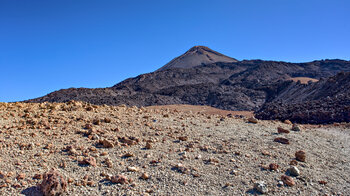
[25,46,350,123]
[157,46,238,71]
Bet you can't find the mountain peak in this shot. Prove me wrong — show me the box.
[157,46,238,71]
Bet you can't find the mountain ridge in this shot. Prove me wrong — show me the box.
[24,46,350,123]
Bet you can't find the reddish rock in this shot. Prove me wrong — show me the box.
[277,127,290,134]
[319,180,327,185]
[295,150,306,162]
[284,120,292,124]
[110,175,129,184]
[247,117,258,124]
[99,139,114,148]
[122,153,134,158]
[38,168,67,196]
[145,142,152,149]
[290,160,298,166]
[79,156,97,167]
[178,136,188,141]
[281,175,295,186]
[269,163,279,171]
[274,137,290,144]
[140,173,150,180]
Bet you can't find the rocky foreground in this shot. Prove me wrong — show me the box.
[0,101,349,195]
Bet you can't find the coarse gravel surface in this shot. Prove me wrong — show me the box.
[0,101,349,195]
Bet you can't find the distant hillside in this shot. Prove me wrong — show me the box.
[25,46,350,123]
[255,71,350,124]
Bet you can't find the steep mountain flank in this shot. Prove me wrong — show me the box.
[256,72,350,124]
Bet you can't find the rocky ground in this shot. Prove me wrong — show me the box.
[0,101,349,195]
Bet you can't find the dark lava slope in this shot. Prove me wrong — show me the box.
[255,71,350,124]
[25,46,350,123]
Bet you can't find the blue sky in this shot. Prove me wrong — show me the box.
[0,0,349,102]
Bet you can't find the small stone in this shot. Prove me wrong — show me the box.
[284,120,292,124]
[261,150,271,156]
[290,160,298,166]
[99,139,114,148]
[123,153,134,158]
[277,181,284,187]
[145,142,152,149]
[178,136,188,141]
[110,175,129,184]
[230,170,238,175]
[38,168,67,196]
[92,134,100,140]
[254,181,268,194]
[287,166,300,176]
[269,163,279,171]
[79,157,97,167]
[281,175,295,186]
[295,150,306,162]
[127,166,139,172]
[140,173,150,180]
[277,127,290,134]
[173,163,189,174]
[92,119,100,125]
[318,180,327,185]
[274,137,290,144]
[105,158,113,168]
[104,118,111,123]
[87,181,95,186]
[247,117,258,124]
[291,124,302,131]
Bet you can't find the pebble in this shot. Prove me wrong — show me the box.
[292,124,302,131]
[99,139,114,148]
[127,166,140,172]
[277,181,284,187]
[274,137,290,144]
[284,120,292,124]
[247,117,258,124]
[140,173,150,180]
[281,175,295,186]
[145,142,152,149]
[254,181,268,194]
[269,163,279,171]
[287,166,300,176]
[295,150,306,162]
[110,175,130,184]
[277,127,290,134]
[79,156,97,167]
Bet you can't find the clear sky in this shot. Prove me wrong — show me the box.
[0,0,349,102]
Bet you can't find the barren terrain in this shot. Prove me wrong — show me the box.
[0,102,349,195]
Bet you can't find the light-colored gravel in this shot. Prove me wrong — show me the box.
[0,101,349,195]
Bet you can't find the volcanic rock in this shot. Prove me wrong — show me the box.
[254,181,268,194]
[274,137,290,144]
[287,166,300,176]
[295,150,306,162]
[38,168,67,196]
[281,175,295,186]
